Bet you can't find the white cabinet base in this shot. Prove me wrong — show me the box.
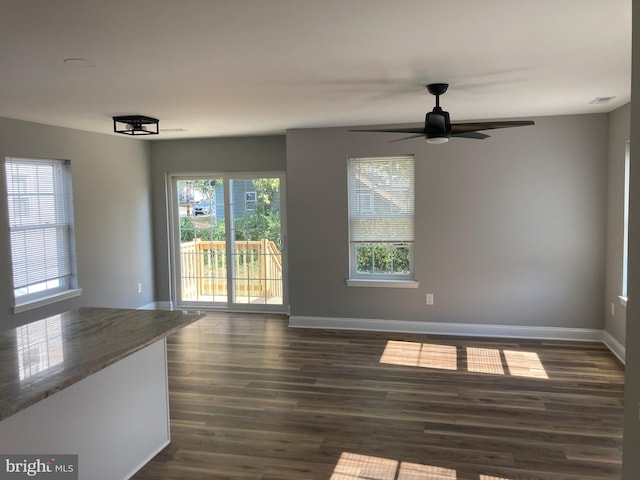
[0,339,170,480]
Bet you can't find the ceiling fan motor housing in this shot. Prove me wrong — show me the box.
[425,107,451,141]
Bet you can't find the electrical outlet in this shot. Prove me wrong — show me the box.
[426,293,434,305]
[137,283,142,294]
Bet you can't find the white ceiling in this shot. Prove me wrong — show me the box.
[0,0,631,140]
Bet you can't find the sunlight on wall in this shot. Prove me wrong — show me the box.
[380,341,457,370]
[331,452,512,479]
[380,341,549,379]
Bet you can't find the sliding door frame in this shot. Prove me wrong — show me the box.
[166,171,288,314]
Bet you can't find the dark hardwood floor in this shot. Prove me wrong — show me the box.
[132,313,624,480]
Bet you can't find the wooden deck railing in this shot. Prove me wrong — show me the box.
[180,239,282,300]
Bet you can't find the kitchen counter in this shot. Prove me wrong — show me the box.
[0,307,204,479]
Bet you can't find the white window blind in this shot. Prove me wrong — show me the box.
[4,157,76,302]
[348,156,414,243]
[347,156,415,280]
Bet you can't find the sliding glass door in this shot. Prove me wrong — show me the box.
[174,177,226,304]
[170,174,286,311]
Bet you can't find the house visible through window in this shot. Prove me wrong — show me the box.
[347,156,415,282]
[4,157,80,311]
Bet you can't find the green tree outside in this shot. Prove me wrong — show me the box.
[356,243,410,275]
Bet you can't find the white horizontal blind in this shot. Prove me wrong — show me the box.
[4,157,75,299]
[348,156,414,243]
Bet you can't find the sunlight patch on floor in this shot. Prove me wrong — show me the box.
[503,350,549,379]
[380,341,457,370]
[380,341,549,379]
[466,347,505,375]
[379,340,423,367]
[397,462,456,479]
[331,452,512,479]
[330,452,397,480]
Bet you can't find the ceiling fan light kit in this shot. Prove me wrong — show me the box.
[113,115,159,135]
[351,83,534,143]
[426,136,449,144]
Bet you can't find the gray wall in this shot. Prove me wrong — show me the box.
[605,103,631,346]
[0,117,154,330]
[149,136,286,304]
[622,5,640,477]
[287,113,608,329]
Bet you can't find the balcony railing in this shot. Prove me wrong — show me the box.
[180,239,282,303]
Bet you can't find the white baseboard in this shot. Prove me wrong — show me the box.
[289,315,604,342]
[134,310,626,360]
[602,330,626,364]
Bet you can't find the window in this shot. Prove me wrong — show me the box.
[621,141,630,301]
[347,156,415,284]
[245,191,257,211]
[4,157,80,311]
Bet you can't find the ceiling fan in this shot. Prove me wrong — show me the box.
[351,83,534,144]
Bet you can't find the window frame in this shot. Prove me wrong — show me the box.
[4,156,81,313]
[620,141,630,305]
[346,155,418,288]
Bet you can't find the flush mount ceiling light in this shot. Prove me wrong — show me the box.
[113,115,159,135]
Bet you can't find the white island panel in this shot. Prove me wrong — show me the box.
[0,339,170,480]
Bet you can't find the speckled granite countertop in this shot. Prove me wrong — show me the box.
[0,307,204,421]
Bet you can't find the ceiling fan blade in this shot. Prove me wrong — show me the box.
[349,127,425,134]
[451,131,490,140]
[389,134,426,143]
[451,120,534,133]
